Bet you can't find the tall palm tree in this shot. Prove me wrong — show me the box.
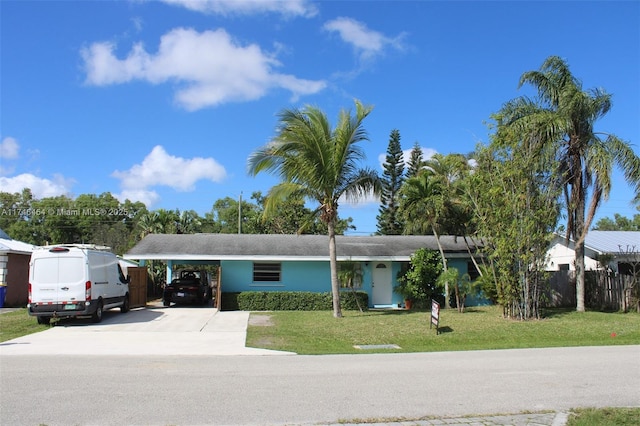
[499,56,640,312]
[427,153,482,277]
[399,171,450,307]
[247,100,381,318]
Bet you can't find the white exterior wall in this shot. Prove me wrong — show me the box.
[0,254,8,285]
[545,240,600,271]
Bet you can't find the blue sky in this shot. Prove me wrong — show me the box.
[1,0,639,235]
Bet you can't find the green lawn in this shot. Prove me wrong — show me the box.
[568,407,640,426]
[0,309,49,342]
[246,305,640,354]
[3,305,639,354]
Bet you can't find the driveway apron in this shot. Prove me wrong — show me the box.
[0,304,294,356]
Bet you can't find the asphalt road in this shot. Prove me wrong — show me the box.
[2,346,639,425]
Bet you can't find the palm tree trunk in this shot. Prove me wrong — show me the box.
[574,191,587,313]
[575,240,586,312]
[432,226,449,308]
[328,220,343,318]
[463,236,483,277]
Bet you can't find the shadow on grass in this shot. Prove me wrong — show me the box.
[348,306,493,318]
[541,308,577,319]
[348,309,413,317]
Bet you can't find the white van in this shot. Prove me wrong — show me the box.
[28,244,130,324]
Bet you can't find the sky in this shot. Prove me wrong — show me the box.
[1,0,639,236]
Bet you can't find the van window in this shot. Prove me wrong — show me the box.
[33,257,84,283]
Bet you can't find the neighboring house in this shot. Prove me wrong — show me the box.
[124,234,482,308]
[0,229,36,307]
[546,231,640,273]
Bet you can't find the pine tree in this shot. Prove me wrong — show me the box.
[406,141,425,178]
[377,129,405,235]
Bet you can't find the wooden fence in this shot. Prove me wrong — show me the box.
[127,266,149,308]
[547,270,638,312]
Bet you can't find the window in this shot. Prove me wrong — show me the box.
[339,262,363,289]
[253,262,281,282]
[33,257,84,284]
[467,261,480,281]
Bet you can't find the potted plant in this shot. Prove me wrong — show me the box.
[394,275,415,310]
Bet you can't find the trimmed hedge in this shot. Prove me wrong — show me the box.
[222,291,368,311]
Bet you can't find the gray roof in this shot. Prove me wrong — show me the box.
[585,231,640,254]
[0,237,35,255]
[124,234,479,261]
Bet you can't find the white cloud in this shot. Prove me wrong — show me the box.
[114,189,160,208]
[159,0,317,17]
[0,173,74,198]
[111,145,227,206]
[0,137,20,174]
[0,137,19,159]
[323,17,406,62]
[81,27,326,110]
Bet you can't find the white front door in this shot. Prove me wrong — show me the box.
[372,262,392,305]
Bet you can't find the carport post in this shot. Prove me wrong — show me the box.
[166,260,173,286]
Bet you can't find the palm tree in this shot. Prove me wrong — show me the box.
[399,171,450,307]
[247,100,381,318]
[137,210,161,239]
[426,153,482,276]
[177,210,202,234]
[499,56,640,312]
[338,260,364,313]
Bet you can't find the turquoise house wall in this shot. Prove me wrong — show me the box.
[221,260,385,307]
[447,259,468,277]
[220,260,331,293]
[218,257,485,308]
[444,258,490,307]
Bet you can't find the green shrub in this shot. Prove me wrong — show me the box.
[225,291,368,311]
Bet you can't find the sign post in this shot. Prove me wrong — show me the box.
[430,299,440,335]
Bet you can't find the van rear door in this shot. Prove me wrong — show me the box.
[31,251,86,304]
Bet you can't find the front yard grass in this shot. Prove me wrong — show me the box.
[567,407,640,426]
[0,309,49,342]
[246,305,640,355]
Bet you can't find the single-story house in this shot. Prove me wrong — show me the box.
[124,233,482,308]
[0,229,36,307]
[546,231,640,274]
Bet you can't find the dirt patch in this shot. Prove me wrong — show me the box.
[249,314,274,326]
[252,337,274,347]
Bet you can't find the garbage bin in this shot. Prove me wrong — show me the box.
[0,284,6,309]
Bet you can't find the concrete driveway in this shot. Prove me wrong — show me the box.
[0,303,294,356]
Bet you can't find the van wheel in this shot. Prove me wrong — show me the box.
[37,316,51,325]
[121,295,130,313]
[92,301,103,323]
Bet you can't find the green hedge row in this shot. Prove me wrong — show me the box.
[221,291,369,311]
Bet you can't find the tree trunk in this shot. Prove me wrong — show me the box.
[575,240,586,312]
[573,184,587,313]
[464,236,483,277]
[432,226,449,308]
[328,220,342,318]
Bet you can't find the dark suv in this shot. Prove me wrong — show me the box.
[163,269,211,307]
